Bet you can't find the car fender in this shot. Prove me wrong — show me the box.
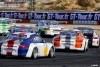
[25,43,37,58]
[45,43,55,56]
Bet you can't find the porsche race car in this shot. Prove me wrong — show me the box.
[0,18,16,35]
[73,26,99,47]
[0,32,55,59]
[9,24,35,33]
[52,29,89,51]
[35,20,64,36]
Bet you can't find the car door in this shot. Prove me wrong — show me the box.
[33,36,47,56]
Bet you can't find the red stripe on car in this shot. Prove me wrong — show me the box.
[7,39,15,55]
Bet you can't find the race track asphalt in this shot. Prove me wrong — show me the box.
[0,35,100,67]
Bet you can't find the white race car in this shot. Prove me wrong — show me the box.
[9,24,35,33]
[35,20,64,36]
[73,26,99,47]
[0,18,16,35]
[52,29,89,52]
[0,32,55,59]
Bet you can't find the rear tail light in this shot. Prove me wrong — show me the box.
[54,34,60,47]
[54,38,60,41]
[93,37,98,39]
[54,34,60,41]
[76,40,83,42]
[19,45,29,48]
[44,28,50,30]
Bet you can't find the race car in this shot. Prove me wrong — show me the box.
[73,26,99,47]
[52,29,89,51]
[35,20,64,36]
[0,18,16,27]
[0,32,55,59]
[0,19,10,35]
[0,18,16,35]
[9,24,35,33]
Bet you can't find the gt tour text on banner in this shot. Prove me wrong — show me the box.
[0,12,100,20]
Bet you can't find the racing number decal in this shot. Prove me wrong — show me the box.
[44,47,48,56]
[2,24,7,34]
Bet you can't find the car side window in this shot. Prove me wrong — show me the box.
[34,36,43,43]
[30,36,44,43]
[30,36,36,43]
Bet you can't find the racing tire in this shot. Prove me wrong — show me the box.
[31,47,38,59]
[48,47,55,58]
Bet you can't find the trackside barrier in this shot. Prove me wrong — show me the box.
[0,11,100,25]
[15,19,100,25]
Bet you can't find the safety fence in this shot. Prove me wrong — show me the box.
[15,19,100,25]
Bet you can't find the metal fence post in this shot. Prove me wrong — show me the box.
[30,0,35,11]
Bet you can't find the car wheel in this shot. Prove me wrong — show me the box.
[48,47,55,58]
[31,47,38,59]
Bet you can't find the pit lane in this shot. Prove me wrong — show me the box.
[0,34,100,67]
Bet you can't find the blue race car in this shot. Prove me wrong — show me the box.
[0,32,55,59]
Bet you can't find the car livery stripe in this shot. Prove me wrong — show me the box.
[61,35,71,46]
[18,42,30,57]
[7,39,15,55]
[75,33,83,48]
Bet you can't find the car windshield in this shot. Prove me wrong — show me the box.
[6,34,27,40]
[61,31,78,36]
[75,27,94,33]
